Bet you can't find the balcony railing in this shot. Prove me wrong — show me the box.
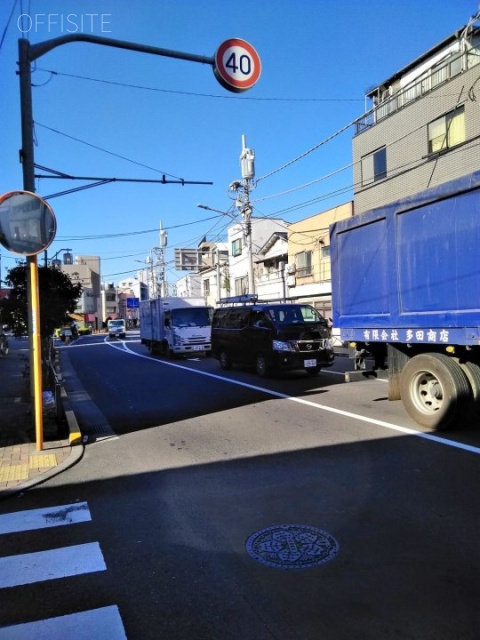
[355,48,480,134]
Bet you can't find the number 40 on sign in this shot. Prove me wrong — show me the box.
[214,38,261,93]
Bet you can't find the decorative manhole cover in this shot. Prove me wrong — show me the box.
[245,524,339,570]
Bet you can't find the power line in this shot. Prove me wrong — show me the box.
[255,118,357,184]
[35,122,184,181]
[0,0,17,53]
[54,214,220,242]
[252,163,352,203]
[35,67,365,103]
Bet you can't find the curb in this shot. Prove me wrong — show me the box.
[60,386,83,445]
[0,444,85,500]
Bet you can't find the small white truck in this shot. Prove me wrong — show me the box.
[107,318,126,339]
[140,297,213,358]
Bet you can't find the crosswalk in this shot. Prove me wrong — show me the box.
[0,502,127,639]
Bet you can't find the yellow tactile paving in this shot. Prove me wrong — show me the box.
[0,465,29,481]
[29,454,57,469]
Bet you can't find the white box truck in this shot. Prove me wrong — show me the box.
[107,318,126,339]
[140,297,213,358]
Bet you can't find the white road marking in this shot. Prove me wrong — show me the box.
[0,605,127,640]
[0,503,91,535]
[0,542,106,588]
[121,343,480,456]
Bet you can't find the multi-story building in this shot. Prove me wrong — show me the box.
[176,272,203,299]
[286,203,353,320]
[116,277,146,326]
[197,242,229,305]
[228,216,289,297]
[353,19,480,214]
[61,255,101,330]
[254,231,288,301]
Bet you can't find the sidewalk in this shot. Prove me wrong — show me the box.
[0,336,83,499]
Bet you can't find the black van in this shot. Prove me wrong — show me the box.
[211,299,334,377]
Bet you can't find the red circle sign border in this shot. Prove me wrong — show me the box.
[214,38,261,92]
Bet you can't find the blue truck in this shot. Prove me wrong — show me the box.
[330,171,480,431]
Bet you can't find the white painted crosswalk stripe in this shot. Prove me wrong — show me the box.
[0,541,106,588]
[0,605,127,640]
[0,502,91,535]
[0,503,128,637]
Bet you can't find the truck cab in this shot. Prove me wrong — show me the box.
[107,319,126,340]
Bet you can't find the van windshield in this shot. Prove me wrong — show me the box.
[172,307,213,328]
[109,320,124,327]
[266,305,326,326]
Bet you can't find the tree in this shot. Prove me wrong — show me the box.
[0,263,82,351]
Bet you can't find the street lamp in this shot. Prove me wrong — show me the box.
[197,203,238,221]
[48,247,73,268]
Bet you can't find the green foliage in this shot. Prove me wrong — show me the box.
[0,263,82,340]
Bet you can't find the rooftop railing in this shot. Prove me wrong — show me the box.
[355,48,480,135]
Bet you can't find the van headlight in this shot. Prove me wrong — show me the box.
[272,340,291,352]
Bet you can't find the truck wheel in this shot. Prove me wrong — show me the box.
[166,344,176,360]
[219,350,232,370]
[456,360,480,420]
[400,353,470,431]
[255,353,270,378]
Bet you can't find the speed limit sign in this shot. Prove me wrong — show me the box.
[214,38,261,93]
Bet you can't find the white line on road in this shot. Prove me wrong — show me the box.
[0,605,127,640]
[121,344,480,456]
[0,542,106,589]
[0,503,91,535]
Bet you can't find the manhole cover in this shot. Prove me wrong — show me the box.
[245,524,339,570]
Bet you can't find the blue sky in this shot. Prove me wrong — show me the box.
[0,0,476,287]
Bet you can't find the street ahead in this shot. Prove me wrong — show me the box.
[1,331,479,640]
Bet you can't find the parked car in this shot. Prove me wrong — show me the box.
[211,297,334,377]
[59,327,72,342]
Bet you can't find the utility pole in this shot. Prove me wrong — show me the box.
[230,135,256,294]
[158,222,168,297]
[150,222,168,298]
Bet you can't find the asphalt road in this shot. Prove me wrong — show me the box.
[1,331,479,639]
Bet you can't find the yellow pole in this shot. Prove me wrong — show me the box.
[29,255,43,451]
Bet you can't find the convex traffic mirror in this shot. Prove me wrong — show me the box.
[0,190,56,255]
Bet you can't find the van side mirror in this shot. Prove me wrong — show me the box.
[255,320,270,329]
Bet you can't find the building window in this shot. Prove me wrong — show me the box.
[203,279,210,297]
[231,238,242,257]
[295,251,313,277]
[428,106,465,154]
[361,146,387,186]
[321,246,330,259]
[234,276,248,295]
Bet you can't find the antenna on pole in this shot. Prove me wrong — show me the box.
[240,134,255,181]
